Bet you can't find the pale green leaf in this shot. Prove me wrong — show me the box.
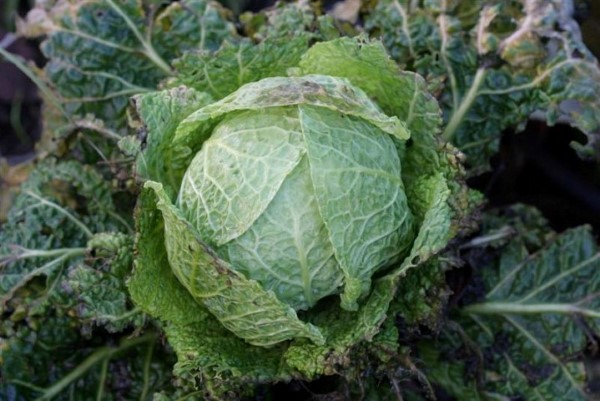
[175,74,410,144]
[145,181,325,347]
[299,105,414,310]
[219,157,343,311]
[178,107,305,246]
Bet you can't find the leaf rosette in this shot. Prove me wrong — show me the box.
[129,36,470,390]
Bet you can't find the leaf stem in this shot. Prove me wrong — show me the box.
[2,247,87,261]
[438,13,459,112]
[462,301,600,318]
[139,339,154,401]
[61,120,122,142]
[104,0,173,75]
[95,358,109,401]
[459,226,514,249]
[31,333,156,401]
[392,0,415,58]
[442,67,487,141]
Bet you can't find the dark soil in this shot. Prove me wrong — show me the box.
[0,0,43,164]
[468,121,600,234]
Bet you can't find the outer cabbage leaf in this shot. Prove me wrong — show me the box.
[364,0,600,171]
[144,180,325,347]
[132,86,213,198]
[0,161,166,399]
[175,75,409,142]
[18,0,236,134]
[297,36,470,238]
[298,36,442,143]
[170,1,350,101]
[418,207,599,400]
[129,185,298,397]
[282,169,453,377]
[460,225,598,400]
[172,36,311,100]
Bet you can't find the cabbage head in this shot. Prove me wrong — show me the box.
[129,37,468,386]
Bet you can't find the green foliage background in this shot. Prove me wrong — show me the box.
[0,0,599,400]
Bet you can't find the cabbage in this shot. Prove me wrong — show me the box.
[129,36,469,384]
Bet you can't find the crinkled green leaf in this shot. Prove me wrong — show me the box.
[133,86,213,198]
[461,225,598,399]
[176,75,410,143]
[0,160,123,306]
[172,35,311,100]
[298,36,442,142]
[299,105,413,310]
[217,155,343,312]
[281,169,454,377]
[145,181,324,347]
[0,160,167,399]
[425,207,599,400]
[64,233,140,333]
[20,0,235,133]
[364,0,600,171]
[65,264,141,333]
[165,320,294,396]
[128,186,201,325]
[412,206,599,400]
[175,71,417,311]
[171,3,344,101]
[178,107,305,246]
[131,36,469,390]
[128,186,295,396]
[252,1,320,39]
[392,257,450,328]
[297,37,470,234]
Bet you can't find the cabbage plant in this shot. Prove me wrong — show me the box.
[129,36,469,386]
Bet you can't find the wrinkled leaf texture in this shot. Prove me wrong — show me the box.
[364,0,600,172]
[129,36,471,394]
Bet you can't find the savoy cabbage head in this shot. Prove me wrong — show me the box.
[129,36,470,387]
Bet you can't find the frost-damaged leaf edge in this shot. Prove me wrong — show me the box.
[175,74,410,143]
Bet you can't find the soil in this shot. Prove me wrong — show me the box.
[0,0,43,164]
